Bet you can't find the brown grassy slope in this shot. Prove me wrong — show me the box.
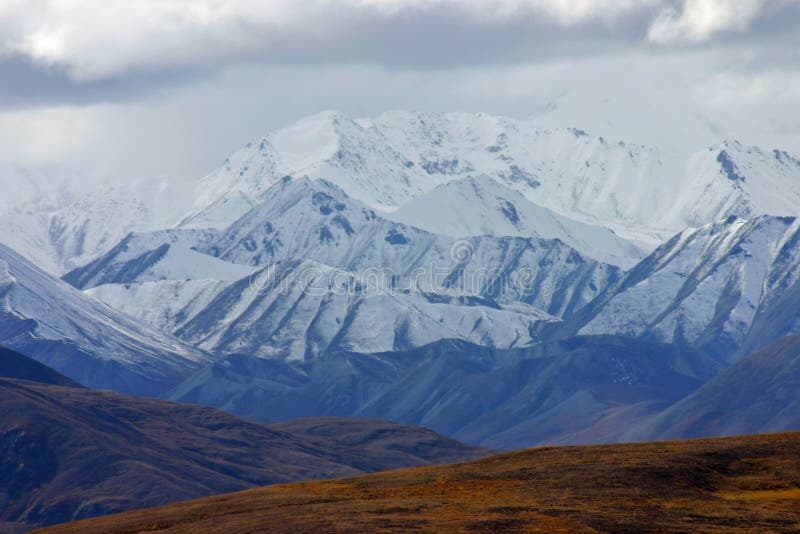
[40,431,800,533]
[0,378,488,529]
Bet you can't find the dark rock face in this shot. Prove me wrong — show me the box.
[498,200,520,226]
[384,229,409,245]
[717,150,746,182]
[500,165,541,188]
[0,345,82,388]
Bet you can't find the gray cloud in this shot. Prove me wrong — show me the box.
[0,0,796,109]
[0,56,212,110]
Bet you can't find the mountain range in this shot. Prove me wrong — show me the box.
[5,111,800,274]
[182,111,800,247]
[1,110,800,455]
[570,214,800,362]
[70,176,620,361]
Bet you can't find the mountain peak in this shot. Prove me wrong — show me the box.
[387,174,645,267]
[177,110,800,251]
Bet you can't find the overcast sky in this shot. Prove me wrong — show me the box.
[1,0,798,187]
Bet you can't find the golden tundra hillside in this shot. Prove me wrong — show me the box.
[41,432,800,533]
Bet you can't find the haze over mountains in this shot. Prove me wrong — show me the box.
[2,109,800,453]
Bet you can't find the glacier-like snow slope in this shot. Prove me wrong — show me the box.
[0,171,197,275]
[181,111,800,248]
[204,177,622,318]
[89,259,557,362]
[0,243,208,395]
[386,175,645,268]
[86,278,232,338]
[63,227,250,289]
[574,215,800,362]
[71,177,622,321]
[0,188,150,276]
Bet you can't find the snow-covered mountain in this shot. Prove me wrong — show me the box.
[88,259,557,361]
[0,243,208,394]
[6,111,800,275]
[74,177,623,361]
[572,215,800,362]
[386,175,645,268]
[669,142,800,228]
[0,189,150,276]
[3,107,800,450]
[202,177,620,315]
[70,177,622,318]
[0,172,196,275]
[62,227,245,289]
[182,111,800,249]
